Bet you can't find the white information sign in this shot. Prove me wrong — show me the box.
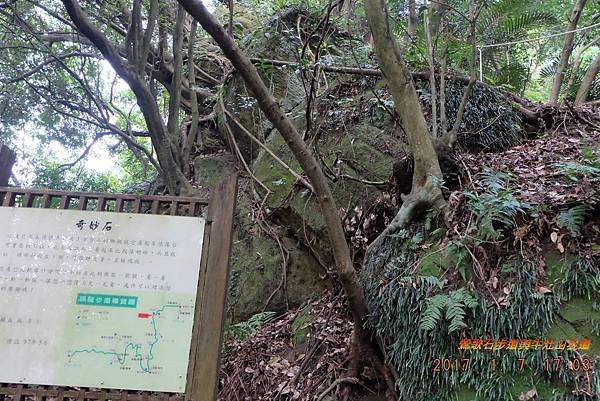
[0,207,205,393]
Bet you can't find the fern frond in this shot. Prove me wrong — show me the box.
[552,161,600,181]
[539,58,560,79]
[494,12,557,42]
[419,295,445,332]
[556,204,591,236]
[419,289,478,333]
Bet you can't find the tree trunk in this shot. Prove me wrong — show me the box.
[363,0,447,258]
[549,0,588,105]
[176,0,370,336]
[364,0,444,197]
[60,0,192,195]
[405,0,417,48]
[425,5,438,137]
[183,19,201,178]
[167,5,185,147]
[574,51,600,105]
[563,34,600,101]
[0,144,16,187]
[441,0,480,149]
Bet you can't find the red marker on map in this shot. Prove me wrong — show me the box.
[138,312,152,319]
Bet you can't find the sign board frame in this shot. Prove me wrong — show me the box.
[0,175,237,401]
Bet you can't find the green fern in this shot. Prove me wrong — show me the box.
[556,204,591,237]
[464,170,531,241]
[552,161,600,181]
[555,257,600,300]
[539,57,560,79]
[419,289,478,334]
[223,311,277,343]
[478,10,557,42]
[419,294,445,332]
[498,12,556,40]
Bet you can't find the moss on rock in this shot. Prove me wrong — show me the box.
[226,185,330,322]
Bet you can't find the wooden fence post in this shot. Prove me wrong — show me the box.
[0,144,16,187]
[188,174,238,401]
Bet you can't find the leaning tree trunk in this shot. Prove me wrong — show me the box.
[564,34,600,101]
[404,0,417,48]
[175,0,371,342]
[574,51,600,105]
[549,0,588,105]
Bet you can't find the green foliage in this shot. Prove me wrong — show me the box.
[552,145,600,185]
[223,311,277,343]
[464,170,531,241]
[420,289,478,334]
[556,205,591,237]
[363,233,560,400]
[31,160,121,193]
[553,161,600,180]
[492,12,557,42]
[418,80,523,151]
[555,257,600,301]
[477,1,558,91]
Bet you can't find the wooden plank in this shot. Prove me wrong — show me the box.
[169,201,178,216]
[132,198,142,213]
[188,175,238,401]
[22,192,32,207]
[40,194,51,208]
[59,195,69,209]
[150,200,160,215]
[184,223,212,400]
[0,144,16,187]
[12,384,23,401]
[2,191,15,206]
[116,198,124,212]
[78,196,88,211]
[97,197,106,212]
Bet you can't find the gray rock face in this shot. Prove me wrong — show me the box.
[193,153,237,189]
[219,8,307,162]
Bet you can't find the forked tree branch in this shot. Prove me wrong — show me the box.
[60,0,191,195]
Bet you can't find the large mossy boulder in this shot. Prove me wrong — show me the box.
[194,152,330,322]
[225,120,404,321]
[226,191,332,322]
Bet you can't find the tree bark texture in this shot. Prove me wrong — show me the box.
[575,51,600,105]
[564,34,600,100]
[549,0,588,105]
[364,0,444,196]
[405,0,418,48]
[0,144,16,187]
[167,5,186,146]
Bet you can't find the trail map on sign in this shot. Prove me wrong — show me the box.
[0,207,205,393]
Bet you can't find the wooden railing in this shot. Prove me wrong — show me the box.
[0,187,209,217]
